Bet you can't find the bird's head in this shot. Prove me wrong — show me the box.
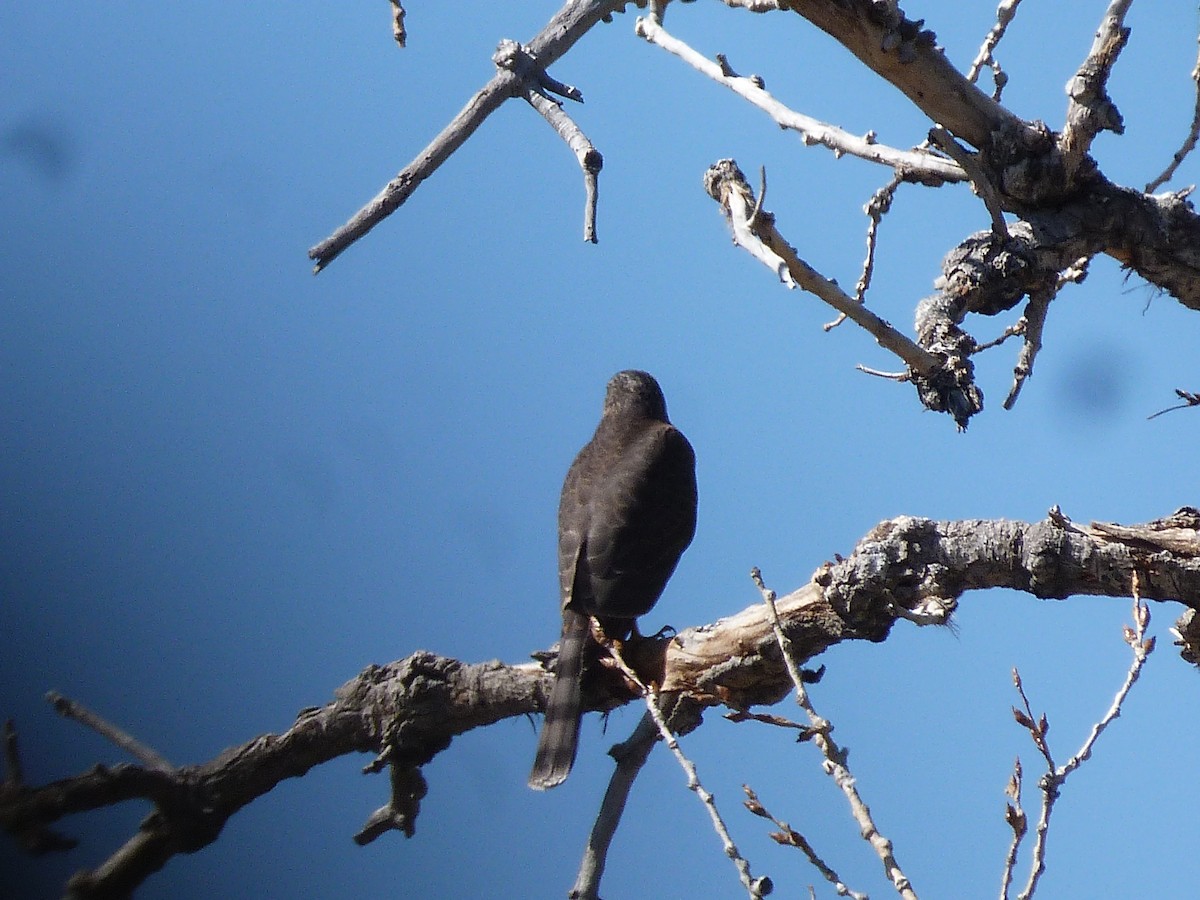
[602,370,669,422]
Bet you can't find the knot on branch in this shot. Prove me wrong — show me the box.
[1022,517,1095,600]
[386,653,461,764]
[938,230,1034,316]
[868,2,937,64]
[493,39,583,103]
[1172,608,1200,668]
[911,292,982,429]
[144,794,227,855]
[354,764,427,844]
[988,120,1073,207]
[818,516,961,640]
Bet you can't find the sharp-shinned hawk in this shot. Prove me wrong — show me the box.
[528,370,697,790]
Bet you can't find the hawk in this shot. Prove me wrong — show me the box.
[528,370,697,790]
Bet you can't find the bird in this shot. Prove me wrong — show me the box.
[528,370,697,790]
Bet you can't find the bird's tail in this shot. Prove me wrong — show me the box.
[528,609,588,790]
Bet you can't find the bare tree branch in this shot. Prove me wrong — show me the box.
[851,170,904,308]
[965,0,1024,98]
[491,38,606,243]
[753,568,917,900]
[929,124,1009,239]
[784,1,1025,151]
[1000,757,1027,900]
[308,0,626,272]
[1148,388,1200,420]
[571,712,660,899]
[1146,32,1200,192]
[613,654,769,899]
[635,11,964,184]
[1010,581,1154,900]
[389,0,407,48]
[45,692,174,774]
[703,159,941,372]
[704,158,993,428]
[5,510,1198,896]
[1059,0,1132,181]
[1000,281,1052,410]
[743,785,868,900]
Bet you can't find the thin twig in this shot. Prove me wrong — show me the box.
[929,125,1009,239]
[1147,388,1200,420]
[1002,283,1053,410]
[999,757,1026,900]
[1059,580,1154,780]
[604,647,769,899]
[966,0,1024,100]
[973,318,1025,354]
[743,785,868,900]
[1146,31,1200,191]
[751,568,918,900]
[635,15,964,184]
[855,364,911,381]
[1010,576,1154,900]
[994,252,1089,407]
[850,170,904,310]
[45,692,173,773]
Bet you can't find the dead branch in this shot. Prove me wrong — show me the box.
[571,712,660,899]
[703,158,940,373]
[704,158,989,428]
[389,0,406,48]
[4,509,1199,897]
[1059,0,1132,181]
[309,1,1200,323]
[635,11,964,184]
[753,569,917,900]
[1008,583,1154,900]
[1146,33,1200,192]
[743,785,868,900]
[494,38,604,243]
[928,125,1009,239]
[308,0,627,272]
[965,0,1023,99]
[1147,388,1200,420]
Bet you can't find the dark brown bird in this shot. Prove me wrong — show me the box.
[529,370,697,790]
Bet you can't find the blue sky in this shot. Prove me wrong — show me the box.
[3,3,1198,897]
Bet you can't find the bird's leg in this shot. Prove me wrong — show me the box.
[641,623,676,641]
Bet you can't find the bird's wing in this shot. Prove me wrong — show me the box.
[583,424,697,617]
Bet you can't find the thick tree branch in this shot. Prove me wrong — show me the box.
[5,509,1198,896]
[783,0,1026,151]
[773,3,1200,309]
[311,0,1200,321]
